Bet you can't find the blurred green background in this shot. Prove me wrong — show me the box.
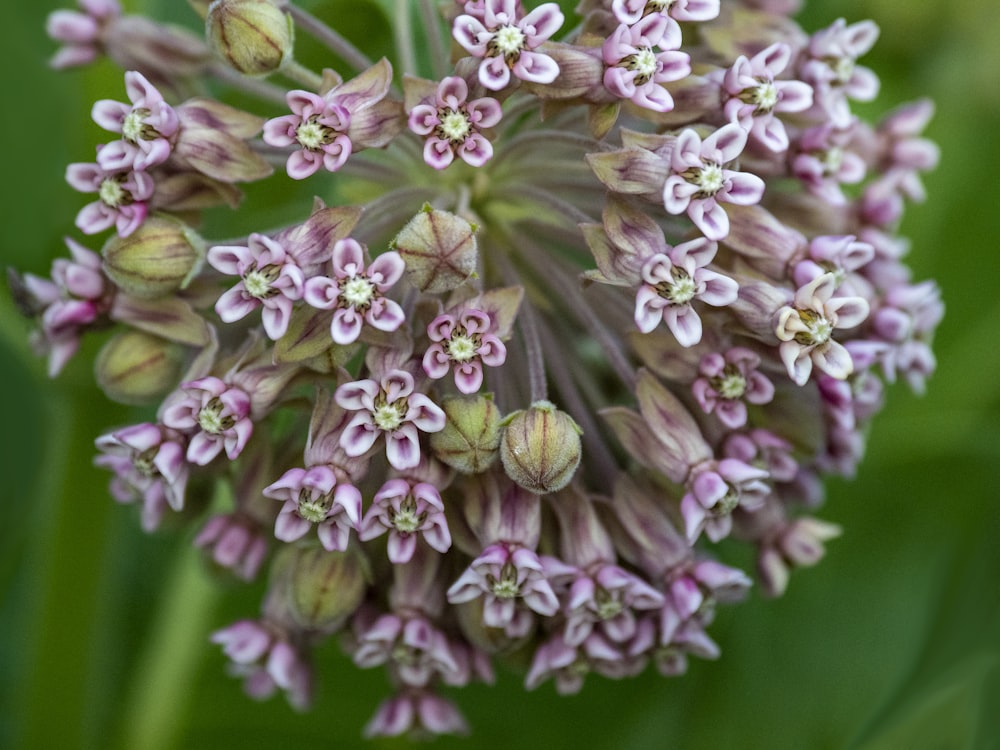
[2,1,998,748]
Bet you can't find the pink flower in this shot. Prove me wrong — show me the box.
[775,272,870,385]
[94,422,189,524]
[46,0,121,69]
[800,18,880,127]
[611,0,719,27]
[303,239,405,345]
[359,478,452,563]
[194,513,269,581]
[208,233,306,340]
[353,613,460,686]
[335,370,446,471]
[65,159,153,237]
[560,564,664,647]
[633,237,738,346]
[17,237,111,376]
[161,376,254,465]
[263,465,363,551]
[92,70,179,171]
[714,43,813,152]
[408,76,502,170]
[601,15,691,113]
[452,0,564,91]
[211,620,313,710]
[691,347,775,429]
[792,123,866,205]
[662,124,765,240]
[680,459,770,542]
[447,542,560,637]
[262,90,353,179]
[422,309,507,393]
[363,689,468,738]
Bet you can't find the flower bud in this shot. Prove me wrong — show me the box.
[279,545,369,633]
[101,216,200,299]
[500,400,582,494]
[205,0,293,76]
[391,205,478,293]
[94,329,185,405]
[430,394,502,474]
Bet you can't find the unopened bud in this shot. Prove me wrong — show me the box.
[95,329,185,405]
[430,394,502,474]
[205,0,294,76]
[281,545,368,633]
[500,400,582,494]
[101,216,201,299]
[391,205,478,293]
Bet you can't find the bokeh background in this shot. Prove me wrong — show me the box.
[2,1,998,748]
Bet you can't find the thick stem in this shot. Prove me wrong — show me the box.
[419,0,449,79]
[394,0,419,77]
[279,58,324,91]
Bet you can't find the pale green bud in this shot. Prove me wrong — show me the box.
[429,394,502,474]
[205,0,293,76]
[283,545,368,633]
[101,216,201,299]
[500,400,583,495]
[391,205,479,293]
[95,329,185,405]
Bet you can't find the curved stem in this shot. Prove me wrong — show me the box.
[286,3,373,72]
[280,58,324,91]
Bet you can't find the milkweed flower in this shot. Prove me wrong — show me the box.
[21,0,944,738]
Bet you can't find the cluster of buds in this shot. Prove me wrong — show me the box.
[12,0,942,739]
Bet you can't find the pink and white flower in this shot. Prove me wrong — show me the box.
[359,478,452,563]
[263,90,353,179]
[161,376,254,465]
[611,0,719,27]
[65,159,153,237]
[692,347,775,429]
[408,76,502,170]
[263,465,363,551]
[208,233,306,340]
[680,459,770,542]
[303,239,405,345]
[714,43,813,152]
[92,70,179,171]
[633,237,738,346]
[335,370,446,471]
[662,124,765,240]
[452,0,564,91]
[422,309,506,393]
[775,272,870,385]
[602,15,691,113]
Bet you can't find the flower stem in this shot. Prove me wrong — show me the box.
[419,0,449,78]
[394,0,419,76]
[286,3,373,72]
[117,535,218,750]
[280,58,324,91]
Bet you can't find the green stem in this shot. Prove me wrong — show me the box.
[280,58,324,91]
[394,0,419,77]
[116,537,218,750]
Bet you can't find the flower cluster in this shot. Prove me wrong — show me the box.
[13,0,941,740]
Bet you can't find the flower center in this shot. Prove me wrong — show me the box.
[710,485,741,516]
[691,162,725,197]
[122,107,154,142]
[99,177,129,207]
[373,401,406,431]
[198,397,235,434]
[243,264,281,299]
[439,109,472,142]
[794,309,833,346]
[446,332,478,362]
[625,47,659,85]
[340,276,376,309]
[711,364,747,399]
[490,561,521,599]
[820,147,844,176]
[750,80,779,113]
[297,489,333,523]
[296,117,333,151]
[594,587,623,620]
[491,25,526,58]
[656,267,697,305]
[833,56,855,84]
[390,496,423,533]
[133,447,160,478]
